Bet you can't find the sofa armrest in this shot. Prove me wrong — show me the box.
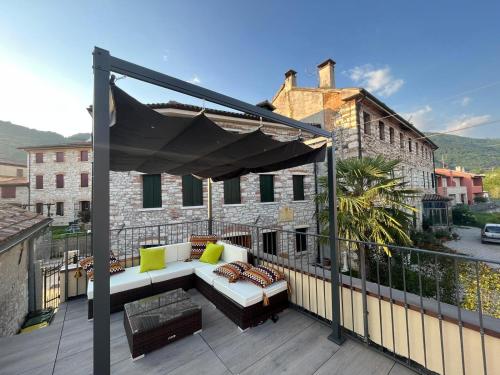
[217,240,248,263]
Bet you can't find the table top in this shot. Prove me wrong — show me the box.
[124,289,200,334]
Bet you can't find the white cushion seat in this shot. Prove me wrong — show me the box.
[194,261,226,285]
[148,261,194,284]
[87,266,151,299]
[213,278,263,307]
[262,280,288,298]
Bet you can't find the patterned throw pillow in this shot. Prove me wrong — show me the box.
[79,252,125,281]
[213,261,252,282]
[241,265,285,288]
[190,235,218,260]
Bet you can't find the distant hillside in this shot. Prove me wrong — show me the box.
[0,121,91,164]
[428,133,500,172]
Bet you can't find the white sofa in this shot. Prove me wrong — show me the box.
[87,241,288,328]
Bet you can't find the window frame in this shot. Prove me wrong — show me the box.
[389,127,394,144]
[56,152,65,162]
[400,132,404,149]
[292,175,305,201]
[56,174,64,189]
[259,174,275,203]
[56,202,64,216]
[378,121,385,141]
[80,150,89,162]
[35,153,44,163]
[81,173,89,188]
[295,227,308,252]
[142,174,162,208]
[182,175,203,207]
[363,112,371,135]
[262,231,277,255]
[36,203,43,214]
[1,186,16,198]
[223,177,241,205]
[35,175,43,189]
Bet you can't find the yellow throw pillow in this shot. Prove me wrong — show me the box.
[139,247,165,273]
[199,242,224,264]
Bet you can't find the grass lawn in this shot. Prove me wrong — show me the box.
[51,226,86,239]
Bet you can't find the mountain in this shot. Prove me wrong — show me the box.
[0,121,91,164]
[428,133,500,172]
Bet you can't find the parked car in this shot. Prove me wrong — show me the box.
[481,223,500,244]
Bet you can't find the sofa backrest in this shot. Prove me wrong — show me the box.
[152,242,191,263]
[218,241,248,263]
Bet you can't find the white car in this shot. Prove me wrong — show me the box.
[481,223,500,244]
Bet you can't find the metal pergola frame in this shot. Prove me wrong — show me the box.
[92,46,343,375]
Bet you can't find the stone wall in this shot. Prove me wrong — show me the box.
[0,241,29,336]
[0,185,29,205]
[28,147,92,226]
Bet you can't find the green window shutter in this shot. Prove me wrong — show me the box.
[293,175,305,201]
[182,175,203,206]
[260,175,274,202]
[143,174,162,208]
[224,177,241,204]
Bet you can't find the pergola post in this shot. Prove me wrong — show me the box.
[92,47,111,375]
[326,144,345,345]
[207,178,213,234]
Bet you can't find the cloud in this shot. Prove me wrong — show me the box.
[162,55,168,62]
[189,75,201,85]
[442,114,491,136]
[347,64,404,96]
[403,105,433,130]
[460,96,471,106]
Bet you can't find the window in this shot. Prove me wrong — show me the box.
[263,231,277,255]
[389,128,394,144]
[408,138,412,152]
[16,169,23,177]
[35,153,43,163]
[292,175,305,201]
[363,112,371,134]
[400,133,404,149]
[143,174,162,208]
[182,175,203,207]
[36,203,43,214]
[36,175,43,189]
[56,152,64,162]
[295,228,307,252]
[81,173,89,188]
[80,150,89,161]
[1,186,16,198]
[56,202,64,216]
[223,177,241,204]
[421,144,424,156]
[416,142,419,155]
[56,174,64,188]
[260,175,274,202]
[378,121,385,140]
[422,171,426,188]
[431,173,435,188]
[81,201,90,212]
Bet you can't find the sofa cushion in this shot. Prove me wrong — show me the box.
[213,278,263,307]
[241,265,285,288]
[213,261,252,283]
[199,243,224,264]
[79,252,125,281]
[263,279,288,298]
[190,235,218,259]
[217,241,248,263]
[194,262,226,285]
[174,242,192,261]
[139,247,165,273]
[87,266,150,299]
[148,261,194,284]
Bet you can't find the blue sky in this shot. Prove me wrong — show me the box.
[0,0,499,138]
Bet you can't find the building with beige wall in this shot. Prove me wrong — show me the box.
[21,142,92,226]
[0,160,27,178]
[271,59,438,226]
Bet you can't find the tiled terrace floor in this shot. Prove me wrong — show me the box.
[0,290,416,375]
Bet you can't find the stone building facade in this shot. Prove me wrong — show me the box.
[21,142,92,226]
[109,105,319,261]
[0,177,29,205]
[271,59,438,226]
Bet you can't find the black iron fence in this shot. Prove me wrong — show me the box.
[51,219,499,374]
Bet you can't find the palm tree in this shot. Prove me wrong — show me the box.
[316,155,419,251]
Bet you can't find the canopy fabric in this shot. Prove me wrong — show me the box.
[109,84,326,181]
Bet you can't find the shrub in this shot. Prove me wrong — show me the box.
[452,204,478,226]
[474,196,488,203]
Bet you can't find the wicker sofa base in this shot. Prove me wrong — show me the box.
[195,277,289,330]
[88,274,288,330]
[88,284,152,320]
[124,304,202,359]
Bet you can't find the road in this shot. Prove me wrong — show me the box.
[444,226,500,267]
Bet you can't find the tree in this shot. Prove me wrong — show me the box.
[316,155,418,250]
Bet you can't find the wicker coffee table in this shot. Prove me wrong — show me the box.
[124,288,202,359]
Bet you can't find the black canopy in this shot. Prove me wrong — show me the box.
[109,85,326,181]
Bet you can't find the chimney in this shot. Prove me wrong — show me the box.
[284,69,297,90]
[317,59,336,89]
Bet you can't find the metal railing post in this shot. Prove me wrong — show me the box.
[326,145,345,345]
[359,244,369,342]
[64,235,69,301]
